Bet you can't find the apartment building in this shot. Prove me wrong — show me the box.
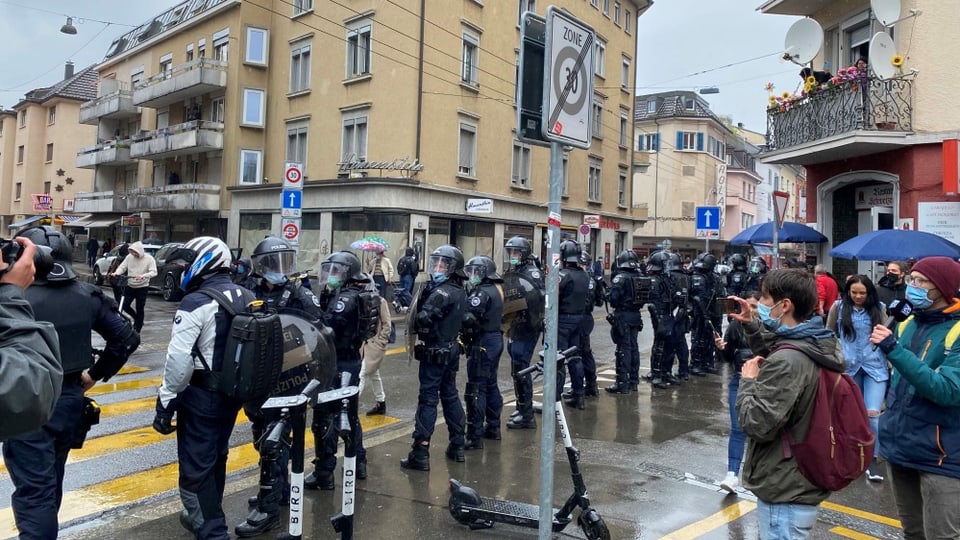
[759,0,959,278]
[0,63,96,232]
[631,91,740,259]
[77,0,650,270]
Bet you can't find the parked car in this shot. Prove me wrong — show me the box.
[92,242,164,286]
[149,242,192,301]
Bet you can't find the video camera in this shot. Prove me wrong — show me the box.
[0,239,54,281]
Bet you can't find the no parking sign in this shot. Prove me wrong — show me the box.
[281,218,301,245]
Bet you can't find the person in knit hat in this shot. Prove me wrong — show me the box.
[870,256,960,539]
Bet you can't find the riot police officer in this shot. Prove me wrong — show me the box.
[606,250,646,393]
[401,245,468,470]
[236,236,324,536]
[725,254,749,298]
[461,255,504,448]
[3,226,138,540]
[662,251,691,383]
[556,240,590,409]
[579,250,604,397]
[501,236,545,430]
[689,253,722,377]
[744,256,767,294]
[643,251,677,389]
[305,251,372,490]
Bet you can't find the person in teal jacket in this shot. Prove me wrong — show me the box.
[871,256,960,540]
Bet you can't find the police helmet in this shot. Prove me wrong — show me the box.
[234,257,253,277]
[730,253,747,271]
[12,226,64,282]
[180,236,233,291]
[429,245,466,280]
[464,255,501,284]
[615,249,639,271]
[320,251,366,289]
[749,256,768,274]
[646,250,668,274]
[560,240,580,263]
[579,250,592,267]
[694,253,717,272]
[665,252,685,273]
[503,236,532,267]
[251,236,297,285]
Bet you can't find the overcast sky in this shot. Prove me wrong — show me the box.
[1,0,801,132]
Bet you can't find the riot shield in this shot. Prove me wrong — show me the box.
[500,271,544,332]
[405,285,425,362]
[272,309,338,396]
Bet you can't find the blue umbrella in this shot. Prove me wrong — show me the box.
[729,221,828,245]
[829,229,960,260]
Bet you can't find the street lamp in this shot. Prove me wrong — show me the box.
[60,17,77,35]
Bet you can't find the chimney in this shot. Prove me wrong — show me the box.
[64,61,75,80]
[737,122,744,129]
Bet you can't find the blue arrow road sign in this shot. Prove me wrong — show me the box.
[696,206,720,231]
[282,190,302,210]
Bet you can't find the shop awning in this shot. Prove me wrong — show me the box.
[64,216,120,228]
[58,214,86,224]
[7,215,45,229]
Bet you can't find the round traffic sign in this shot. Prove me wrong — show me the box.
[579,224,591,235]
[552,46,588,116]
[282,221,300,240]
[285,166,302,184]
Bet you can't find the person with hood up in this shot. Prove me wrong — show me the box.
[109,241,158,332]
[728,268,842,539]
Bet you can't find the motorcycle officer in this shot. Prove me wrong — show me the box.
[306,251,371,490]
[605,250,646,394]
[502,236,544,429]
[556,240,590,409]
[401,245,468,470]
[461,255,504,449]
[3,226,138,540]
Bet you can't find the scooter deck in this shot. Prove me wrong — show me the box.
[475,496,569,531]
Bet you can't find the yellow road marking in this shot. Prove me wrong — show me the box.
[660,500,757,540]
[829,526,881,539]
[115,365,150,375]
[98,396,157,419]
[87,377,162,396]
[821,501,901,528]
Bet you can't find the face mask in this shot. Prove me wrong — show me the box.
[906,283,933,309]
[509,257,521,266]
[264,272,286,286]
[757,300,782,330]
[326,276,342,289]
[469,276,481,287]
[432,272,448,283]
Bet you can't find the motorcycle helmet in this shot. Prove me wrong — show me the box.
[180,236,233,291]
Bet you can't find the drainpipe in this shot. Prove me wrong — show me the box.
[415,0,425,160]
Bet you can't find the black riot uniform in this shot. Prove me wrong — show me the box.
[236,237,325,537]
[605,250,647,394]
[461,256,504,448]
[661,252,691,384]
[3,226,138,540]
[743,256,767,295]
[643,251,679,389]
[401,245,468,471]
[689,253,723,377]
[556,241,590,409]
[305,250,372,490]
[580,250,604,397]
[501,236,545,430]
[725,254,749,298]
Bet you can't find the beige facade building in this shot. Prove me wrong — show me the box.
[0,63,96,232]
[77,0,651,270]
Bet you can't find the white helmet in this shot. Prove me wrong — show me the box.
[180,236,233,291]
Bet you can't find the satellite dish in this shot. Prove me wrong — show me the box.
[783,18,824,66]
[869,32,897,79]
[871,0,901,27]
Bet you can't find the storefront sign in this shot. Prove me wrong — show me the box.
[64,199,74,212]
[466,198,493,213]
[854,185,894,210]
[598,217,620,230]
[336,155,424,174]
[917,202,960,242]
[583,214,600,228]
[32,194,52,212]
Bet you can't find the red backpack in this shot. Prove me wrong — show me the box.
[777,343,876,491]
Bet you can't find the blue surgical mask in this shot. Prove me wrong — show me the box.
[906,283,933,309]
[264,272,286,286]
[432,272,448,284]
[757,300,782,330]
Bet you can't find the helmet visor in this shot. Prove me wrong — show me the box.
[253,250,297,284]
[464,264,486,282]
[320,261,351,286]
[429,255,452,277]
[749,260,765,274]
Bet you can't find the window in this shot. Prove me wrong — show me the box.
[159,55,173,80]
[290,39,311,92]
[458,121,477,177]
[210,96,225,123]
[591,95,603,139]
[45,143,53,162]
[638,132,659,151]
[619,109,629,147]
[590,0,599,8]
[602,0,609,16]
[198,39,206,58]
[213,30,229,62]
[239,149,262,185]
[614,1,621,25]
[47,106,56,124]
[461,31,480,86]
[625,10,632,34]
[43,181,50,194]
[684,96,695,110]
[346,22,371,77]
[186,44,194,62]
[677,131,703,151]
[341,112,368,161]
[618,166,628,207]
[14,182,21,201]
[241,88,265,127]
[517,0,535,25]
[621,55,631,90]
[741,212,755,230]
[594,39,605,77]
[131,66,144,87]
[646,100,656,114]
[588,158,602,202]
[16,145,24,164]
[293,0,313,15]
[18,110,26,127]
[245,27,268,65]
[511,141,531,187]
[286,121,308,166]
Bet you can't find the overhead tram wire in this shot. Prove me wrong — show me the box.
[1,23,112,92]
[0,0,138,27]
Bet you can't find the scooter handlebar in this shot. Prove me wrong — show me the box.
[517,346,579,376]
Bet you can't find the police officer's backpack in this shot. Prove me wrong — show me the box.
[357,289,381,341]
[197,288,284,402]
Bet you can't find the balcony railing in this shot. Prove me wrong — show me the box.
[765,74,914,152]
[75,184,221,213]
[76,139,136,169]
[132,58,227,109]
[79,87,138,125]
[130,120,224,160]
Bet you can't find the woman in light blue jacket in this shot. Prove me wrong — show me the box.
[826,274,887,482]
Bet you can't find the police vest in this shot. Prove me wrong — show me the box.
[26,281,101,374]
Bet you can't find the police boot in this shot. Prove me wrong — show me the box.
[507,411,536,429]
[605,377,631,394]
[303,469,335,490]
[247,493,289,507]
[585,383,600,397]
[400,443,430,471]
[663,373,682,386]
[562,394,585,410]
[464,436,484,450]
[690,365,706,377]
[235,509,280,538]
[366,401,386,416]
[445,444,466,462]
[356,458,368,480]
[483,426,501,440]
[650,372,669,389]
[507,375,536,429]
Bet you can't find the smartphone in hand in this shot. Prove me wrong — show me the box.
[717,297,740,314]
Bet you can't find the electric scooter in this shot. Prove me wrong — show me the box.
[448,346,611,540]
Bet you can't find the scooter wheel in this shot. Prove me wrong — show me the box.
[578,509,611,540]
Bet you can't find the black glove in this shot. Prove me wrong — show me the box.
[153,397,176,435]
[638,316,644,332]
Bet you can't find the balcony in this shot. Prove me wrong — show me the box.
[130,120,224,160]
[79,83,138,125]
[75,185,222,213]
[762,75,914,165]
[75,139,137,169]
[74,191,121,213]
[132,58,227,109]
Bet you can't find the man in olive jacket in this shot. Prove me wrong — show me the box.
[730,269,842,539]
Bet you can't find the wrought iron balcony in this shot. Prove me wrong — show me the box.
[765,74,913,153]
